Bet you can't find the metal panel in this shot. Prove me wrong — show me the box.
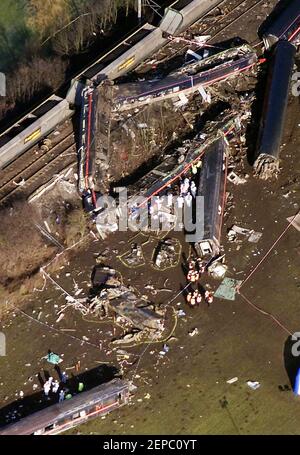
[159,7,183,34]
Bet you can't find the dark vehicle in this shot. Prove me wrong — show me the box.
[262,0,300,48]
[0,379,131,435]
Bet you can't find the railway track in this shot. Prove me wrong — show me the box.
[0,0,273,206]
[0,132,76,205]
[145,0,267,70]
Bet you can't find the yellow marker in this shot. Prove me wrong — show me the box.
[24,128,41,144]
[118,56,135,72]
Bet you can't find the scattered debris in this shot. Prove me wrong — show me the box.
[207,260,228,279]
[153,238,181,270]
[120,244,145,268]
[227,225,262,243]
[188,328,199,337]
[253,154,279,180]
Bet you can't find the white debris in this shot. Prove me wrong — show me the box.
[186,48,202,61]
[247,231,262,243]
[189,328,199,337]
[227,225,262,243]
[227,171,247,185]
[56,313,65,323]
[194,35,211,44]
[198,85,211,104]
[247,380,261,390]
[174,93,189,108]
[208,261,227,279]
[176,309,186,317]
[227,377,238,384]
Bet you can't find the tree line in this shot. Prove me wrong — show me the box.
[0,0,137,123]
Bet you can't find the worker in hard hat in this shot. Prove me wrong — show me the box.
[187,269,199,283]
[197,258,206,275]
[189,292,197,307]
[186,292,192,305]
[196,292,202,305]
[205,290,214,306]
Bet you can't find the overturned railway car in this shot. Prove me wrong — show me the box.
[0,96,74,170]
[0,379,131,435]
[112,45,257,111]
[194,137,228,258]
[78,87,98,197]
[262,0,300,48]
[254,40,296,179]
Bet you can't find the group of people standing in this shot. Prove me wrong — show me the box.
[43,370,84,403]
[174,176,198,210]
[185,258,214,307]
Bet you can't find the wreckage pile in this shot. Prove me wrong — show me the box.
[253,154,280,180]
[153,238,181,270]
[62,266,166,345]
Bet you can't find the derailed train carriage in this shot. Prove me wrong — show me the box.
[254,40,296,179]
[194,137,228,258]
[0,0,224,172]
[262,0,300,48]
[112,44,257,111]
[0,379,131,435]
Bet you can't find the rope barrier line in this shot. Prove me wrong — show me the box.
[237,211,299,291]
[166,34,225,50]
[41,268,80,303]
[238,291,293,337]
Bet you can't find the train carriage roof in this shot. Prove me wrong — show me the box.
[0,378,128,435]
